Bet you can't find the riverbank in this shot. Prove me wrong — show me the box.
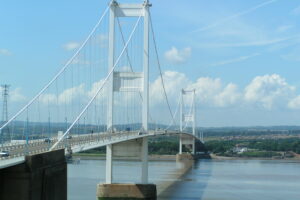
[73,152,300,161]
[210,153,300,161]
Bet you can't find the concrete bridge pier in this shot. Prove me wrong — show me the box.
[0,149,67,200]
[176,135,196,161]
[97,137,157,200]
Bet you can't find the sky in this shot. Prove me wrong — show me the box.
[2,0,300,127]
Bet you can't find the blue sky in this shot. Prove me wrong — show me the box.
[2,0,300,126]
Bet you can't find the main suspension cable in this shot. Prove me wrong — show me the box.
[50,14,143,151]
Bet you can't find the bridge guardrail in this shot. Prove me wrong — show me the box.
[1,130,201,165]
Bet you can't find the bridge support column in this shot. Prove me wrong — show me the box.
[179,136,183,154]
[106,144,113,184]
[0,149,67,200]
[192,137,196,154]
[141,137,148,183]
[177,135,196,161]
[100,138,156,199]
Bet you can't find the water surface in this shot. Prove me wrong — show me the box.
[68,159,300,200]
[68,160,182,200]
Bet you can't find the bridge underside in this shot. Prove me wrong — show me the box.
[0,149,67,200]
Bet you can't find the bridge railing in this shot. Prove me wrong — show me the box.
[0,128,203,166]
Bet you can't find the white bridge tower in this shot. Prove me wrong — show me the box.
[106,0,151,184]
[179,89,197,154]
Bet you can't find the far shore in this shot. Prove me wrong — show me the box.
[72,153,300,161]
[210,153,300,161]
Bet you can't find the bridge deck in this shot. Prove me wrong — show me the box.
[0,130,201,169]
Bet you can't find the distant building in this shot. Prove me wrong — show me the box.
[233,144,248,154]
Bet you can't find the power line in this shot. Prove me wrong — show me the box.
[1,84,10,146]
[1,84,10,123]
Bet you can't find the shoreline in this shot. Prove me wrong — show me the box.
[72,153,300,162]
[210,153,300,161]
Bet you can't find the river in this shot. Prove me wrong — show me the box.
[68,159,300,200]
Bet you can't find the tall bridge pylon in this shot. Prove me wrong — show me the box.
[180,89,196,135]
[179,89,197,154]
[106,0,151,184]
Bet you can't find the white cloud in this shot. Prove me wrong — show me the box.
[10,88,26,102]
[211,53,260,67]
[24,71,300,116]
[150,72,299,110]
[39,93,56,104]
[150,71,190,104]
[87,79,107,102]
[188,77,222,105]
[164,47,191,65]
[40,84,85,105]
[150,71,241,108]
[63,42,80,51]
[0,49,12,56]
[288,96,300,109]
[188,77,241,107]
[214,83,241,107]
[244,74,295,109]
[58,84,85,104]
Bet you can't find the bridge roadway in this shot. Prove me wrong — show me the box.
[0,130,199,169]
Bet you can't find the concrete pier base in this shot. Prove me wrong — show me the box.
[176,153,195,161]
[97,183,157,200]
[0,149,67,200]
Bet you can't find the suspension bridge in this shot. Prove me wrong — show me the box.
[0,1,204,199]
